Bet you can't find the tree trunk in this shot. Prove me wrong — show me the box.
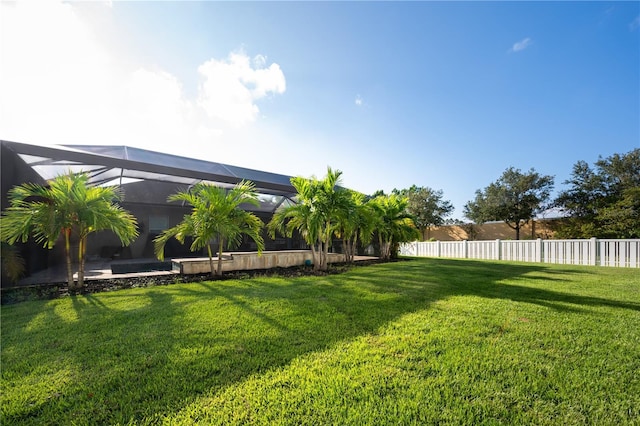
[342,237,349,263]
[316,235,326,271]
[352,234,359,262]
[531,220,536,239]
[380,231,392,259]
[310,243,319,271]
[207,244,215,277]
[505,221,521,241]
[321,228,331,271]
[64,229,74,288]
[344,237,355,263]
[216,237,224,276]
[378,234,391,260]
[319,241,326,271]
[323,242,330,270]
[77,236,86,288]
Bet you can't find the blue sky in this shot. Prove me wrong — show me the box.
[1,1,638,220]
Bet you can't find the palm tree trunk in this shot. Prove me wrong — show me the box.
[382,242,390,260]
[317,236,326,271]
[207,244,215,277]
[319,242,325,271]
[322,225,332,270]
[216,237,224,276]
[313,236,322,271]
[352,234,359,262]
[77,236,85,288]
[310,243,320,271]
[314,242,322,271]
[322,241,330,271]
[64,229,74,288]
[379,234,391,260]
[342,237,349,263]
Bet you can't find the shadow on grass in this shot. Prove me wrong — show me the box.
[2,257,638,424]
[348,258,640,314]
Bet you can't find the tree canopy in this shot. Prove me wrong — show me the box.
[395,185,454,240]
[154,181,265,276]
[554,148,640,238]
[463,167,554,240]
[1,172,138,288]
[333,190,377,263]
[369,194,420,259]
[268,167,350,271]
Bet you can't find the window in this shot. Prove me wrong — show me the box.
[149,215,169,232]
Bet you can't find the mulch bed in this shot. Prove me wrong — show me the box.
[1,259,388,305]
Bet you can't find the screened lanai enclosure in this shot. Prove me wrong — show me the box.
[1,140,306,276]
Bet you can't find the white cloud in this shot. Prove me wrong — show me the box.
[253,54,267,68]
[197,51,286,127]
[355,95,363,106]
[510,37,533,53]
[0,1,286,156]
[122,68,205,150]
[630,15,640,31]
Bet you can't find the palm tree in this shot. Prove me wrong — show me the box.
[268,198,319,267]
[268,167,349,271]
[370,194,419,260]
[334,191,376,263]
[1,172,139,288]
[154,181,265,277]
[268,167,350,271]
[312,168,352,270]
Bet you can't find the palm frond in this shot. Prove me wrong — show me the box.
[158,181,265,270]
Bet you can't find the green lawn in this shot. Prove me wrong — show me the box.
[2,258,639,425]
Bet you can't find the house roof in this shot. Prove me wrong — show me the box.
[1,140,298,213]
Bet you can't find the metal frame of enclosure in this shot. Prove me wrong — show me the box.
[1,140,306,276]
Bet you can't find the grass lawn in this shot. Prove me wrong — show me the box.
[2,258,639,425]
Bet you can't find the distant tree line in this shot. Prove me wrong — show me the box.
[382,148,639,240]
[460,148,639,239]
[463,167,554,240]
[553,149,639,239]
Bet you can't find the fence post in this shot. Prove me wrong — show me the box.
[437,240,441,258]
[496,239,501,260]
[463,240,468,259]
[537,238,543,263]
[590,237,598,266]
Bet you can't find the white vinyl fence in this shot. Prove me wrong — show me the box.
[399,238,640,268]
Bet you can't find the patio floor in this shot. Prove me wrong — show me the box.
[14,258,178,287]
[11,255,379,287]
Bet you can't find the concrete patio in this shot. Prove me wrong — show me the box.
[10,251,378,287]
